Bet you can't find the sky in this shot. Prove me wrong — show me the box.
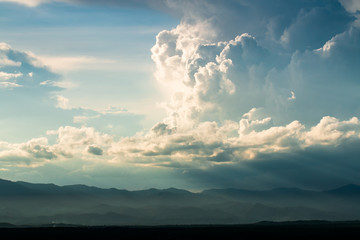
[0,0,360,191]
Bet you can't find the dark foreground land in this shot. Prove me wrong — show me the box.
[1,221,360,240]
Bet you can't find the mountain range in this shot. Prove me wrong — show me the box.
[1,179,360,226]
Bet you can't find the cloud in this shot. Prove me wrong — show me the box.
[0,72,23,80]
[183,138,360,190]
[0,0,171,11]
[55,95,71,110]
[339,0,360,13]
[148,3,359,127]
[0,53,21,67]
[150,27,294,130]
[0,42,148,143]
[288,91,296,100]
[0,81,21,89]
[73,115,97,124]
[153,0,353,47]
[0,43,62,94]
[0,125,112,166]
[0,137,56,167]
[0,43,76,142]
[34,55,116,73]
[104,0,360,189]
[0,0,48,7]
[47,126,112,158]
[0,42,61,91]
[303,116,360,146]
[87,146,103,156]
[1,112,360,188]
[0,71,23,89]
[108,108,360,165]
[279,1,353,51]
[20,137,57,160]
[1,0,360,190]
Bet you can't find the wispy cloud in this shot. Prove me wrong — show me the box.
[0,0,48,7]
[34,55,116,72]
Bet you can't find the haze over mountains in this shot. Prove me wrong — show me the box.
[1,179,360,226]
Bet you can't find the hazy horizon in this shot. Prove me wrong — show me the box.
[2,177,360,226]
[2,177,358,192]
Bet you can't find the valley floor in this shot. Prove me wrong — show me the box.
[1,221,360,240]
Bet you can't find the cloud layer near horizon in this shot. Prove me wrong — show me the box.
[1,0,360,190]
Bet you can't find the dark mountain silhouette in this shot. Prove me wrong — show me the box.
[0,179,43,196]
[1,178,360,225]
[325,184,360,196]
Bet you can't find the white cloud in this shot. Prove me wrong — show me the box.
[73,114,100,123]
[34,55,116,72]
[110,15,360,167]
[303,116,360,146]
[1,112,360,172]
[0,72,23,81]
[0,57,22,67]
[20,137,56,160]
[47,126,112,158]
[339,0,360,13]
[0,0,49,7]
[73,115,92,123]
[100,106,129,115]
[0,42,64,94]
[151,24,297,138]
[0,137,55,167]
[239,113,272,136]
[288,91,296,100]
[55,95,71,110]
[108,112,360,166]
[0,43,11,51]
[0,81,21,88]
[0,125,113,166]
[0,71,23,89]
[39,80,53,86]
[0,49,22,67]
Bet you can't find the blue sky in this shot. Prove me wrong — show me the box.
[1,0,360,191]
[0,0,177,142]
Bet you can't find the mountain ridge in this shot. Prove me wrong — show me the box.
[1,178,359,195]
[1,178,360,225]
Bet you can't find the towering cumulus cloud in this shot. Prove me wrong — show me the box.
[110,0,360,188]
[1,0,360,190]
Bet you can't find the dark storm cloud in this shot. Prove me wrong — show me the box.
[183,139,360,190]
[161,0,353,49]
[63,0,354,46]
